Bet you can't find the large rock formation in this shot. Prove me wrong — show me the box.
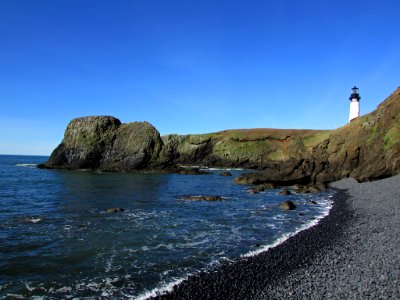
[39,116,169,171]
[40,87,400,183]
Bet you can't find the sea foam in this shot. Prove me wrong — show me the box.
[242,196,333,258]
[16,163,37,167]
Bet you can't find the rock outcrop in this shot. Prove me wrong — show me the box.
[39,116,170,171]
[40,87,400,183]
[279,200,296,211]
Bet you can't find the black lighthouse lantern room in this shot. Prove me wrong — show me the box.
[349,86,361,101]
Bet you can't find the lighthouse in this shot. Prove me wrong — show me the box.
[349,86,361,122]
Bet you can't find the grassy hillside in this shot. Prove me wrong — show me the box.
[163,86,400,183]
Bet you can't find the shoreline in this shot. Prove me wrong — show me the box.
[152,176,400,299]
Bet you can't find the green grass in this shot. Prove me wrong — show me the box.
[384,125,400,150]
[367,126,378,146]
[303,130,331,147]
[187,133,215,144]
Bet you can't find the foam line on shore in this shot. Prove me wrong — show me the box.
[134,278,187,300]
[242,195,333,258]
[136,194,334,300]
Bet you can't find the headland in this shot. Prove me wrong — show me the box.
[39,87,400,186]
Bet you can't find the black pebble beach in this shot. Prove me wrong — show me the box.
[153,176,400,299]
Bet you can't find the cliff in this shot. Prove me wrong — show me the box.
[162,128,330,169]
[233,87,400,184]
[40,87,400,183]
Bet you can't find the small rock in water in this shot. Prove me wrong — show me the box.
[279,200,296,211]
[177,168,211,175]
[279,189,291,195]
[219,171,232,176]
[247,186,265,194]
[106,208,125,213]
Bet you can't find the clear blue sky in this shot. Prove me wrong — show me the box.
[1,0,399,155]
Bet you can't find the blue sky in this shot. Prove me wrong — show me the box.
[1,0,399,155]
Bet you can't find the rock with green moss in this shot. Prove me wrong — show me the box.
[41,116,120,169]
[279,200,296,211]
[100,122,164,171]
[39,116,168,171]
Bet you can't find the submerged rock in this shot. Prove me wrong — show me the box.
[279,189,291,195]
[176,168,211,175]
[219,171,232,176]
[247,186,265,194]
[179,195,223,201]
[106,208,125,213]
[279,200,297,211]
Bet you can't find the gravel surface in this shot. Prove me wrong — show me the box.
[257,175,400,299]
[154,176,400,300]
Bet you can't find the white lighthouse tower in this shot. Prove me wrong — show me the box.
[349,86,361,122]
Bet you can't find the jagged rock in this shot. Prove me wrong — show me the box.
[106,208,125,213]
[279,200,296,211]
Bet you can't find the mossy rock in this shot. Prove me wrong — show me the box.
[279,200,296,211]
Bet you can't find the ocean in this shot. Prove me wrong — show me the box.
[0,155,333,299]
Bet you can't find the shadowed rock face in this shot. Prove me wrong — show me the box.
[41,87,400,183]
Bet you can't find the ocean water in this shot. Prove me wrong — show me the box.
[0,155,333,299]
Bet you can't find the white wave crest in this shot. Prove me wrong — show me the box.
[241,198,333,258]
[25,218,42,224]
[16,163,37,167]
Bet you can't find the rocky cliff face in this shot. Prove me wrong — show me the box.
[40,116,169,171]
[233,87,400,184]
[41,87,400,183]
[161,129,330,169]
